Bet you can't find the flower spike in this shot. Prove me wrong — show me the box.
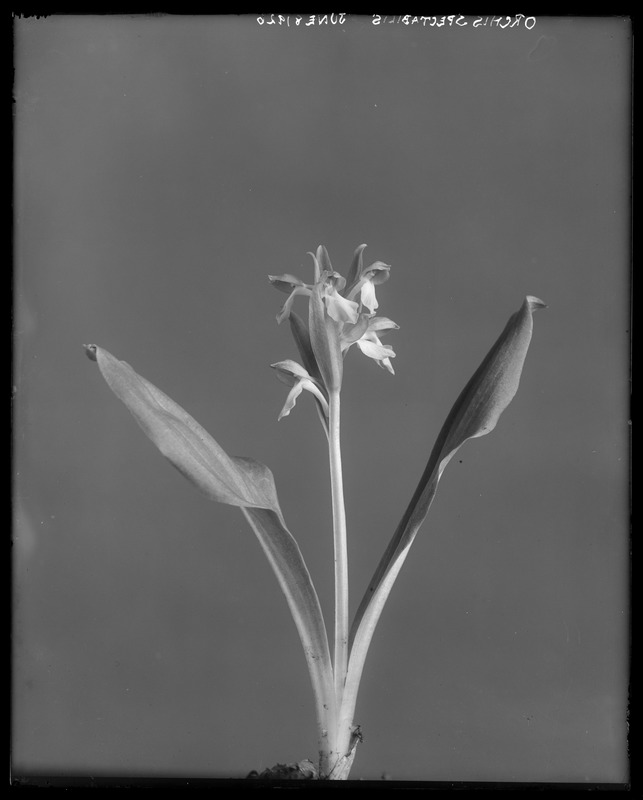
[271,246,397,387]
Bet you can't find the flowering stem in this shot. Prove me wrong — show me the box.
[328,389,349,705]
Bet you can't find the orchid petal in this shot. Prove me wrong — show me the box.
[268,273,309,293]
[325,288,359,324]
[355,337,396,363]
[316,245,334,276]
[276,286,311,324]
[367,316,400,333]
[323,270,348,295]
[271,362,329,421]
[307,251,321,284]
[362,262,391,285]
[277,377,329,421]
[340,314,371,351]
[356,336,396,374]
[347,263,390,304]
[270,359,311,384]
[360,280,379,314]
[278,381,305,420]
[345,243,368,294]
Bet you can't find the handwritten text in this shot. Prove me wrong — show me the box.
[256,14,537,30]
[372,15,536,29]
[257,14,346,26]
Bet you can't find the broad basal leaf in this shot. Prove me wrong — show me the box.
[343,296,546,711]
[85,344,335,731]
[85,345,276,509]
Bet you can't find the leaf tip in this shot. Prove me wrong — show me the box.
[83,344,98,362]
[526,295,547,312]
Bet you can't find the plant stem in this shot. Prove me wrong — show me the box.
[328,389,349,705]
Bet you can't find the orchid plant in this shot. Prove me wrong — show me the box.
[84,245,545,780]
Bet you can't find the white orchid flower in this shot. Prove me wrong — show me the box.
[343,316,399,374]
[347,261,391,315]
[270,359,329,421]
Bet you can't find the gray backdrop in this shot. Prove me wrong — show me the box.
[13,15,629,783]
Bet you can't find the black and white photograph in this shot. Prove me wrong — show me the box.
[13,14,630,786]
